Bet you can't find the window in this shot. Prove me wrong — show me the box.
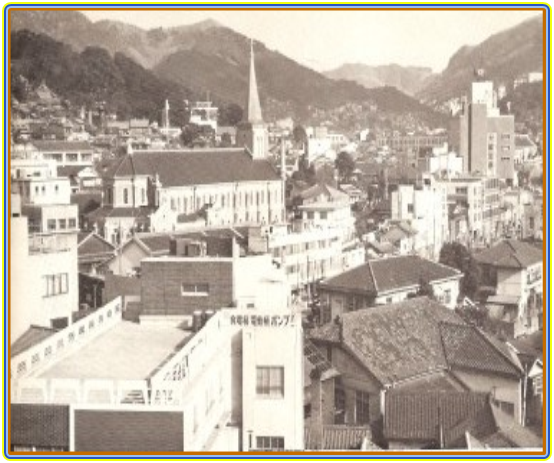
[181,283,209,296]
[335,385,346,424]
[58,219,66,230]
[68,218,77,229]
[320,211,328,220]
[355,390,370,424]
[123,188,129,205]
[47,219,56,231]
[256,436,284,451]
[386,297,393,304]
[106,188,113,205]
[307,211,314,220]
[141,188,146,204]
[43,274,69,297]
[443,289,452,304]
[407,204,414,213]
[256,366,284,398]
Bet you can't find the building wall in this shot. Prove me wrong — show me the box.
[329,346,382,425]
[242,321,304,450]
[141,258,234,317]
[73,410,184,452]
[107,241,150,276]
[497,268,524,300]
[451,369,522,424]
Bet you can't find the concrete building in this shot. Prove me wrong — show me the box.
[390,175,448,260]
[10,298,304,452]
[10,195,78,340]
[189,101,218,132]
[441,175,502,246]
[317,255,462,324]
[455,81,515,184]
[475,240,543,338]
[248,223,364,291]
[140,235,290,322]
[27,141,96,168]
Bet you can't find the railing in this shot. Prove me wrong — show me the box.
[150,312,229,394]
[11,297,122,380]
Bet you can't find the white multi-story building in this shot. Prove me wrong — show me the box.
[390,176,448,260]
[10,299,304,452]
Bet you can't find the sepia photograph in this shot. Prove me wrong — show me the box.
[7,5,546,455]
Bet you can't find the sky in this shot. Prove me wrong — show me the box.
[82,9,541,73]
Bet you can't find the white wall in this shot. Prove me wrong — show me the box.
[242,321,304,450]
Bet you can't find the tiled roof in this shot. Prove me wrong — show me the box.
[440,323,522,377]
[319,263,374,295]
[32,140,92,152]
[11,404,69,448]
[371,256,461,294]
[483,404,543,449]
[310,298,464,385]
[78,232,116,259]
[474,240,542,269]
[320,256,461,296]
[299,183,348,202]
[304,425,372,450]
[384,392,490,443]
[103,149,280,186]
[309,297,521,386]
[11,326,58,357]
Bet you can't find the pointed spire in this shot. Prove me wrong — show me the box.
[247,39,263,124]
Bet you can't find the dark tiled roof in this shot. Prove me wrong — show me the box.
[11,326,58,357]
[32,140,92,152]
[371,256,461,293]
[384,392,490,443]
[440,323,522,377]
[11,404,69,448]
[312,298,464,385]
[103,149,280,186]
[320,263,374,295]
[474,240,542,269]
[304,425,372,450]
[135,234,172,253]
[320,256,461,295]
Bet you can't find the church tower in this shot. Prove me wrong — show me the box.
[236,40,269,159]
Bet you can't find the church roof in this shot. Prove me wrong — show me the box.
[103,149,280,186]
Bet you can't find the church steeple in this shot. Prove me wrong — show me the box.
[247,39,263,124]
[236,38,268,160]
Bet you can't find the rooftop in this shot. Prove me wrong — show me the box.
[474,240,542,269]
[308,297,522,386]
[103,149,280,186]
[39,322,191,381]
[320,255,461,296]
[32,140,93,152]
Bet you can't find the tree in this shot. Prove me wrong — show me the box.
[218,103,243,126]
[439,242,481,300]
[335,151,355,181]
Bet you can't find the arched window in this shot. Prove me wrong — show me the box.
[123,188,129,205]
